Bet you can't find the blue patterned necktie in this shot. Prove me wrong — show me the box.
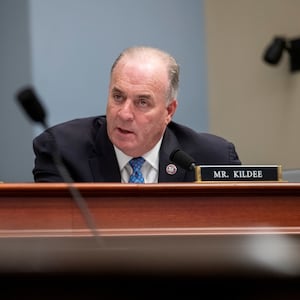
[128,157,145,183]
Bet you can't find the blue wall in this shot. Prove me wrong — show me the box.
[0,0,34,182]
[0,0,207,181]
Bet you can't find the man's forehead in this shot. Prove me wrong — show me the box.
[115,54,166,72]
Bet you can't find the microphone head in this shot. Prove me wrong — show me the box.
[169,149,196,171]
[263,37,286,65]
[15,86,47,127]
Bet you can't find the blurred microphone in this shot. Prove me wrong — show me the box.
[15,86,102,243]
[263,37,286,65]
[16,87,48,128]
[169,149,196,171]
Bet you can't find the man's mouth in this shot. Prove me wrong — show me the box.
[118,127,133,134]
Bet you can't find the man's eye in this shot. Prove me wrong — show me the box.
[137,98,149,107]
[140,99,147,106]
[113,94,123,101]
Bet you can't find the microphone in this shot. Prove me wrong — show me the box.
[15,86,102,244]
[16,87,48,128]
[169,149,196,171]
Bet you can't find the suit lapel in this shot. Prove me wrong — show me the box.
[88,121,121,182]
[158,128,188,182]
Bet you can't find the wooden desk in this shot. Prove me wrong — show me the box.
[0,182,300,236]
[0,182,299,299]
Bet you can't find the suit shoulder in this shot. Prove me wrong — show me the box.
[168,121,230,145]
[167,121,241,164]
[34,115,106,144]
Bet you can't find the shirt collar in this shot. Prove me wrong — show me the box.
[114,137,163,171]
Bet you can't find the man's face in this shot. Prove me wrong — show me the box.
[106,57,177,157]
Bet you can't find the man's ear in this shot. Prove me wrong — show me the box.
[166,99,178,123]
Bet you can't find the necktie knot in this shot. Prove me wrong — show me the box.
[129,157,145,183]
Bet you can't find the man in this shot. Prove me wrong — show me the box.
[33,46,241,182]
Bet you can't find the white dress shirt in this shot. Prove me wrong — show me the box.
[114,138,163,183]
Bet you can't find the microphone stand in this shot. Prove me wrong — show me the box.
[16,86,104,246]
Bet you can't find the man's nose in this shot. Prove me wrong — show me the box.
[118,100,134,119]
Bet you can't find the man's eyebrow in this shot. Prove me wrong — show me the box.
[137,94,152,99]
[111,87,123,93]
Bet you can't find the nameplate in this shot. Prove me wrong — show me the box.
[194,165,282,182]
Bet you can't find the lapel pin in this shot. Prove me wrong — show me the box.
[166,164,177,175]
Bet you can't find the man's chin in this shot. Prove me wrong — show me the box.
[114,142,139,157]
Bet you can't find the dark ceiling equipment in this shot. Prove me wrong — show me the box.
[263,36,300,72]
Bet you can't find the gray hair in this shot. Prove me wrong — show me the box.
[111,46,180,102]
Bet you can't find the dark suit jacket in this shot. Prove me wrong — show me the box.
[33,116,241,182]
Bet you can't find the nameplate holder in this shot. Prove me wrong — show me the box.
[194,165,282,182]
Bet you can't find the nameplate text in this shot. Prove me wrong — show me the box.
[195,165,282,182]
